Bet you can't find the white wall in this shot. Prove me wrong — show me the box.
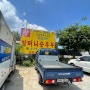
[0,15,13,46]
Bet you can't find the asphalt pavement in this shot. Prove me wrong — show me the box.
[5,66,90,90]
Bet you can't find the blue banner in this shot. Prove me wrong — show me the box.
[0,39,12,63]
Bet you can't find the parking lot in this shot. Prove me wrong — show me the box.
[5,66,90,90]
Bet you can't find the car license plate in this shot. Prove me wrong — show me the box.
[57,79,68,82]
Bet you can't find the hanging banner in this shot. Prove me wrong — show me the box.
[20,28,55,54]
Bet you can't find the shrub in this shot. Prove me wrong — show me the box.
[59,55,70,64]
[22,60,32,67]
[21,55,35,67]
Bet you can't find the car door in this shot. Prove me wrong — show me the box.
[75,57,86,68]
[77,56,90,73]
[82,56,90,73]
[74,57,83,67]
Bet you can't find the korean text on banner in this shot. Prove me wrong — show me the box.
[20,29,55,54]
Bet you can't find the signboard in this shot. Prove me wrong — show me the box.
[20,28,55,54]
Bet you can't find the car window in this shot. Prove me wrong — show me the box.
[80,56,90,61]
[79,57,84,61]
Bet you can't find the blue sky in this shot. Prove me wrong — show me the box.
[0,0,90,32]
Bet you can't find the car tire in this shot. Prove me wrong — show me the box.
[0,85,5,90]
[39,74,43,85]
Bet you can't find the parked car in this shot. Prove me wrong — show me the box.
[68,55,90,73]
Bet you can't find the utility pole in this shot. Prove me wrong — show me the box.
[25,20,28,30]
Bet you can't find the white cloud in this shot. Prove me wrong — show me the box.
[23,20,47,31]
[35,0,44,3]
[28,24,47,31]
[0,0,46,33]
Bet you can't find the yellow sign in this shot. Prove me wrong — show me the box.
[20,28,55,54]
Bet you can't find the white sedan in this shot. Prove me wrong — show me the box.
[68,56,90,73]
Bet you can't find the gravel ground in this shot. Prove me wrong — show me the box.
[5,65,90,90]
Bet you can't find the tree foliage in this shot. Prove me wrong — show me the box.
[12,31,20,41]
[56,24,90,51]
[55,42,58,49]
[15,43,21,55]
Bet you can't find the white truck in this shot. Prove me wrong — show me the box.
[0,11,16,89]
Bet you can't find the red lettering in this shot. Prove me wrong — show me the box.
[39,41,44,47]
[34,41,38,47]
[50,42,55,48]
[29,51,34,54]
[27,40,32,47]
[32,51,34,54]
[45,42,49,47]
[22,40,26,46]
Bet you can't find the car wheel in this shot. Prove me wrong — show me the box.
[0,85,5,90]
[39,75,43,85]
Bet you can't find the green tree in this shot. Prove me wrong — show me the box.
[79,25,90,51]
[56,24,90,51]
[12,31,20,41]
[55,42,58,49]
[15,43,21,55]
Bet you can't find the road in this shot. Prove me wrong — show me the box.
[5,66,90,90]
